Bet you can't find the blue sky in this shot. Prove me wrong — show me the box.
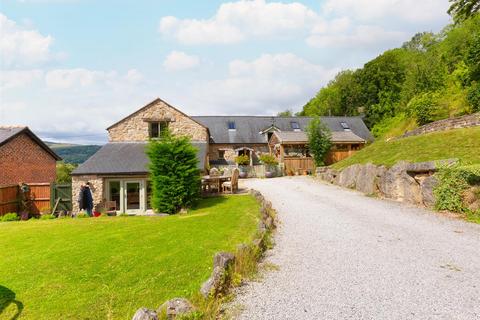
[0,0,451,144]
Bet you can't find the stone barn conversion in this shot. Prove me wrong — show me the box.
[72,98,373,214]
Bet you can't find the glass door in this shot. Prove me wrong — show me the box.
[125,181,141,212]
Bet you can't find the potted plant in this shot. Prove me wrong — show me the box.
[259,154,278,178]
[235,155,250,178]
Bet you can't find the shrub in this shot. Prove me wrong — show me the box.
[259,154,278,166]
[235,155,250,165]
[1,213,19,222]
[434,164,480,213]
[56,162,77,183]
[407,92,439,125]
[307,117,332,167]
[467,82,480,112]
[146,130,201,214]
[40,214,55,220]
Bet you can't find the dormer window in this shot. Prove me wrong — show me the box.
[149,121,168,138]
[228,121,236,130]
[291,121,300,131]
[340,122,351,131]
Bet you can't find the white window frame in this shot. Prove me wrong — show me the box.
[105,178,147,214]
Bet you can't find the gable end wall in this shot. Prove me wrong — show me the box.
[108,100,209,142]
[0,133,57,184]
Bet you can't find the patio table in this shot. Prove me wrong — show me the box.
[202,175,231,193]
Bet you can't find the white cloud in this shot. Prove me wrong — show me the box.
[159,0,318,44]
[307,24,406,49]
[0,13,54,67]
[45,68,118,89]
[191,53,338,114]
[322,0,449,24]
[0,69,43,89]
[124,69,143,84]
[158,0,450,52]
[163,51,200,71]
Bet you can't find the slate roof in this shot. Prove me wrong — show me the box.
[0,126,61,160]
[72,142,207,175]
[272,130,366,144]
[192,116,373,144]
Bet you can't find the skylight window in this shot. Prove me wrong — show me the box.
[291,122,300,131]
[340,122,350,130]
[227,121,236,130]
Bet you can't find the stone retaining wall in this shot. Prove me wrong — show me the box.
[316,159,458,207]
[402,113,480,138]
[131,189,277,320]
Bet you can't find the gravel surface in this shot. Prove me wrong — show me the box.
[234,176,480,320]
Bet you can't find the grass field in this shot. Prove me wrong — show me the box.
[332,127,480,170]
[0,195,259,320]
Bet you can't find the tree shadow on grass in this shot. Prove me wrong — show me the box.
[194,195,229,210]
[0,285,23,320]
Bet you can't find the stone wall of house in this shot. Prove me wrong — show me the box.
[72,175,104,214]
[209,144,270,164]
[108,99,209,142]
[0,132,57,185]
[316,159,458,208]
[402,113,480,138]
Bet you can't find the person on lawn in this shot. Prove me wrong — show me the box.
[78,182,94,216]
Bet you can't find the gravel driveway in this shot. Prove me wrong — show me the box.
[234,176,480,320]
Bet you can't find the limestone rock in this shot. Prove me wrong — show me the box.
[420,175,438,207]
[213,252,235,270]
[355,163,384,194]
[337,164,361,189]
[379,162,422,205]
[200,266,225,297]
[158,298,194,319]
[406,159,458,173]
[132,308,158,320]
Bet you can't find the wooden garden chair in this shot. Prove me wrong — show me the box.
[105,201,117,216]
[222,168,239,194]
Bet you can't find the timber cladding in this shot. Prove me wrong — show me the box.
[0,132,57,185]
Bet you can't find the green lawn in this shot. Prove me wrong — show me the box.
[0,195,259,320]
[332,127,480,170]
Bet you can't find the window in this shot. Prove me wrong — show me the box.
[149,121,168,138]
[340,122,350,130]
[291,121,300,131]
[227,121,236,130]
[108,181,121,210]
[218,150,225,159]
[267,132,273,141]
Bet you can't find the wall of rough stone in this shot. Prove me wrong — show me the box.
[72,175,104,214]
[402,113,480,138]
[108,100,209,142]
[316,159,457,208]
[208,143,270,164]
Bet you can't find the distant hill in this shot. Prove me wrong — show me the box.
[46,142,101,164]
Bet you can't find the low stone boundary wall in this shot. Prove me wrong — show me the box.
[316,159,458,207]
[401,113,480,138]
[132,189,277,320]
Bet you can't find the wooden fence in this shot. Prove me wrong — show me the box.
[0,183,72,216]
[284,157,314,174]
[325,150,354,165]
[0,185,19,215]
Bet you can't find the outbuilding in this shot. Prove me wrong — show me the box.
[0,126,61,185]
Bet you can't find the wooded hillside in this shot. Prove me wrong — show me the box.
[299,14,480,139]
